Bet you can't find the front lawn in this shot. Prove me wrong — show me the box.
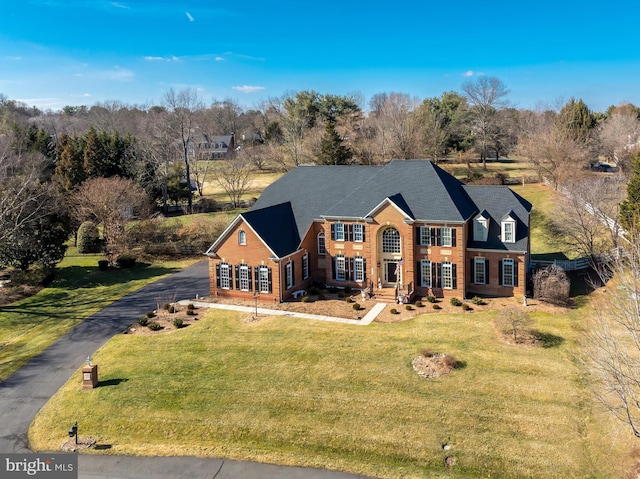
[0,249,198,381]
[29,305,634,478]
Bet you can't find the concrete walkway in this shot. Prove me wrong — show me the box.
[0,260,373,479]
[178,300,387,325]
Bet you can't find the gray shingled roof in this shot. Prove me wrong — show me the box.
[249,160,531,256]
[241,202,300,258]
[463,186,532,252]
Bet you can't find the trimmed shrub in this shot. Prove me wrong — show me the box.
[420,348,435,358]
[352,303,360,310]
[426,295,436,303]
[308,286,319,295]
[146,311,156,318]
[162,303,171,310]
[405,305,413,311]
[198,197,218,213]
[471,296,484,305]
[301,296,310,303]
[433,304,442,310]
[318,292,326,300]
[116,254,137,269]
[186,303,195,311]
[173,317,184,328]
[415,300,423,308]
[344,285,352,294]
[137,316,149,326]
[186,309,196,316]
[77,221,103,254]
[345,296,353,303]
[328,286,338,294]
[450,297,462,307]
[442,354,458,369]
[147,321,162,331]
[461,303,472,311]
[168,305,176,314]
[390,308,399,314]
[337,292,345,298]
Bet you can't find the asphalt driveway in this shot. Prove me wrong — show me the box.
[0,260,369,479]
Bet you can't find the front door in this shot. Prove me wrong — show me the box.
[386,261,398,285]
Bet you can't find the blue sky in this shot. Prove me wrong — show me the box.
[1,0,639,112]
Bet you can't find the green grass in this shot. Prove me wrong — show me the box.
[0,249,197,381]
[29,306,634,478]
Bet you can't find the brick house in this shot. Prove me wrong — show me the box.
[205,160,532,302]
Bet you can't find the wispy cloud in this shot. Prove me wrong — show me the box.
[232,85,265,93]
[78,67,134,81]
[110,2,129,9]
[186,11,194,22]
[462,70,484,77]
[4,56,22,61]
[215,56,225,61]
[144,55,182,62]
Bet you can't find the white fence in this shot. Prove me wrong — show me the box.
[530,257,592,272]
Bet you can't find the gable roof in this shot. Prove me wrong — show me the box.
[234,160,532,257]
[463,186,532,252]
[241,202,300,258]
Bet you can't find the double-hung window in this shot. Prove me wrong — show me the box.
[219,262,231,290]
[238,230,246,245]
[318,232,326,255]
[440,227,452,247]
[502,221,515,243]
[420,260,432,288]
[474,215,488,242]
[335,255,346,281]
[419,226,431,246]
[302,253,309,280]
[353,223,364,242]
[441,261,453,289]
[285,261,294,290]
[334,222,345,241]
[354,257,365,282]
[238,264,250,291]
[474,257,486,284]
[502,259,515,287]
[258,266,270,293]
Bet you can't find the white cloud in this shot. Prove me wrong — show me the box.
[215,56,225,61]
[462,70,484,77]
[186,11,194,22]
[232,85,265,93]
[144,55,181,62]
[110,2,129,9]
[96,67,134,81]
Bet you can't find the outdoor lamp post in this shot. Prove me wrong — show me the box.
[253,291,259,320]
[68,421,78,445]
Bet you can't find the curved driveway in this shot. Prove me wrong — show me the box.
[0,260,369,479]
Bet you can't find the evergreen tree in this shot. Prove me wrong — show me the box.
[53,134,86,193]
[620,151,640,235]
[555,98,595,144]
[318,122,352,165]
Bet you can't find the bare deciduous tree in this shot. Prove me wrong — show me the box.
[597,110,640,174]
[72,177,152,246]
[462,77,510,168]
[582,240,640,437]
[215,154,254,208]
[498,308,533,343]
[533,264,571,305]
[163,88,203,212]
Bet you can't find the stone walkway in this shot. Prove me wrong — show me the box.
[178,300,387,325]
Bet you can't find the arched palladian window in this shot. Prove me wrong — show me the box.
[238,230,246,245]
[382,227,400,253]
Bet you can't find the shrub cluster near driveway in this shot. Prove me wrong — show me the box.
[0,249,198,381]
[30,307,634,479]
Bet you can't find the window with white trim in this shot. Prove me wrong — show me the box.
[441,227,452,247]
[285,261,294,290]
[334,222,345,241]
[474,257,486,284]
[258,266,270,293]
[318,232,326,255]
[419,226,431,246]
[474,216,488,242]
[238,264,250,291]
[420,260,432,288]
[502,259,515,287]
[441,261,453,289]
[382,228,401,253]
[353,223,364,242]
[502,220,515,243]
[354,257,365,282]
[238,230,246,245]
[302,253,309,280]
[335,255,346,281]
[219,262,231,290]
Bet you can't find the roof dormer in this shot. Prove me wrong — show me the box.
[473,210,489,242]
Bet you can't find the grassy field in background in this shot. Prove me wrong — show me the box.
[0,249,198,381]
[29,305,634,478]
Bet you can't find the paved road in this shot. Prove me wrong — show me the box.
[0,260,369,479]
